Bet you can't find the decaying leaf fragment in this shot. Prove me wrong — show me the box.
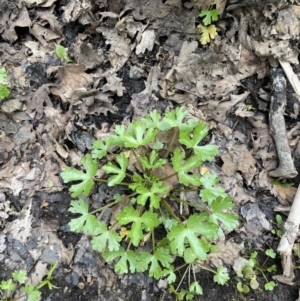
[125,0,172,20]
[4,198,33,244]
[136,30,156,54]
[267,5,300,40]
[73,42,104,69]
[50,64,94,102]
[97,27,132,71]
[194,0,227,14]
[101,75,125,97]
[221,144,256,185]
[62,0,92,23]
[0,5,32,43]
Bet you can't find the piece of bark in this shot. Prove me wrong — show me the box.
[268,67,297,178]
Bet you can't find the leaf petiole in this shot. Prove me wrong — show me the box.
[93,177,132,186]
[160,172,178,182]
[171,194,209,213]
[161,199,183,225]
[163,128,178,159]
[89,193,137,215]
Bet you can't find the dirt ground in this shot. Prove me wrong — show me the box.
[1,0,300,300]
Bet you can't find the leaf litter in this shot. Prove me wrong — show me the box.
[0,0,300,300]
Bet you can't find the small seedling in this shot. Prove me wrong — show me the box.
[271,214,284,237]
[55,45,73,63]
[61,108,239,300]
[199,8,219,26]
[0,262,58,301]
[236,249,277,293]
[0,67,10,100]
[197,8,219,45]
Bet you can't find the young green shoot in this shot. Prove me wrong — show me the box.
[0,67,10,100]
[55,45,73,63]
[0,262,58,301]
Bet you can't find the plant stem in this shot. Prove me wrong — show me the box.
[194,261,217,274]
[161,199,183,225]
[171,194,209,212]
[257,268,268,282]
[192,265,197,283]
[109,220,119,232]
[164,128,178,159]
[176,265,189,292]
[160,172,178,182]
[171,188,199,193]
[152,230,155,253]
[93,178,131,186]
[126,241,132,251]
[173,263,188,272]
[89,192,137,215]
[132,149,146,174]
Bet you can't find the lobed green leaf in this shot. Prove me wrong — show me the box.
[214,266,230,285]
[12,270,27,284]
[137,248,173,279]
[61,155,97,197]
[199,173,227,203]
[25,285,41,301]
[140,150,167,169]
[0,279,16,291]
[210,196,239,232]
[92,135,123,159]
[102,152,128,186]
[103,247,137,274]
[199,9,219,26]
[68,199,99,233]
[136,180,169,209]
[117,206,160,246]
[167,214,218,261]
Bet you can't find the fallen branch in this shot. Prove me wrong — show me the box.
[268,67,297,178]
[271,66,300,284]
[276,183,300,282]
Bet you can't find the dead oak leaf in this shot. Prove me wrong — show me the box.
[136,30,156,55]
[102,75,125,97]
[73,93,118,119]
[115,16,143,38]
[1,99,24,114]
[51,64,94,102]
[73,42,104,69]
[268,5,300,40]
[125,0,172,20]
[1,5,32,43]
[62,0,92,23]
[97,27,132,70]
[194,0,227,14]
[221,144,256,185]
[30,23,61,48]
[207,238,244,267]
[274,184,297,202]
